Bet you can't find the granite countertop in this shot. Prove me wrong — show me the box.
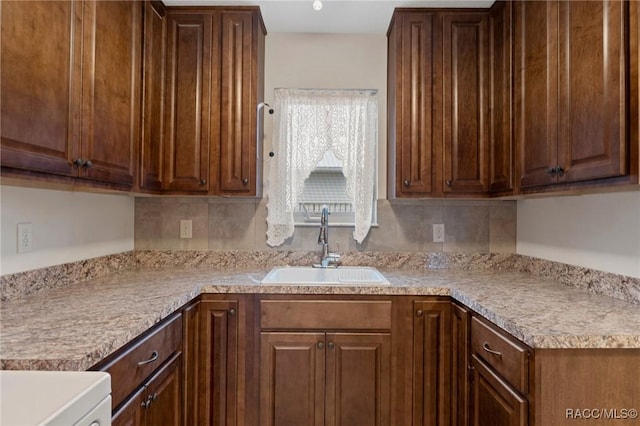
[1,266,640,371]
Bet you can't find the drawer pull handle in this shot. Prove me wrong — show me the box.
[137,350,159,366]
[482,342,502,357]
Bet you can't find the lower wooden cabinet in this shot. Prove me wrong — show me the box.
[260,332,391,426]
[112,352,183,426]
[412,300,451,426]
[470,355,528,426]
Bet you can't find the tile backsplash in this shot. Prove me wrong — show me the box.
[135,198,516,253]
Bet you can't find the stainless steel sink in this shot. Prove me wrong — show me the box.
[261,266,390,285]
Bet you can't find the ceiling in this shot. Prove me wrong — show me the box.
[163,0,495,34]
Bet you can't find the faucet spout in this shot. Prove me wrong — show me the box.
[315,205,340,268]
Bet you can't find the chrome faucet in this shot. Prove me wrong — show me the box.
[315,205,340,268]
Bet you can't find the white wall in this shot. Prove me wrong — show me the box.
[517,191,640,278]
[1,185,135,275]
[264,33,388,197]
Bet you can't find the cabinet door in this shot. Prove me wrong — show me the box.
[388,12,439,197]
[183,301,200,426]
[325,333,391,426]
[80,0,141,186]
[489,1,514,194]
[470,355,527,426]
[140,1,167,191]
[412,301,451,426]
[451,303,470,426]
[1,1,82,177]
[164,12,212,192]
[260,332,325,426]
[217,11,259,195]
[199,300,238,426]
[145,353,184,426]
[112,386,145,426]
[514,1,559,189]
[442,13,490,194]
[557,0,627,183]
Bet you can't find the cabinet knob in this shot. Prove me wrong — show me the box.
[268,151,275,157]
[445,180,453,186]
[547,167,557,177]
[229,308,236,317]
[556,166,565,177]
[242,178,249,185]
[317,341,325,350]
[151,393,158,402]
[84,160,92,168]
[403,180,410,187]
[73,158,84,167]
[199,179,207,185]
[327,341,335,349]
[416,309,424,317]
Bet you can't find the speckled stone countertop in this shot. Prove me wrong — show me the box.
[1,264,639,371]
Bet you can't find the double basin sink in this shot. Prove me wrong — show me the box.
[261,266,390,286]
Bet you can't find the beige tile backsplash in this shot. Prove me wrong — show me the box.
[135,198,516,253]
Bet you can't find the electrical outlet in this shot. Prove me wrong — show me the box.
[433,224,445,243]
[180,220,193,239]
[17,223,33,253]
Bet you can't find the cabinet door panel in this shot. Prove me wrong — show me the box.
[558,0,627,182]
[452,303,470,426]
[489,1,514,194]
[199,300,238,426]
[146,353,183,426]
[1,1,81,176]
[325,333,391,426]
[81,0,140,186]
[412,301,451,426]
[260,332,325,426]
[443,13,490,194]
[515,1,559,188]
[471,355,527,426]
[389,12,438,197]
[112,386,145,426]
[164,12,212,192]
[140,1,167,191]
[218,11,256,195]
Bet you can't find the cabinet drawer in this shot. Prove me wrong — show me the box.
[102,313,183,409]
[260,300,392,330]
[471,316,529,394]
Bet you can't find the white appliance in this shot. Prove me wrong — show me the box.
[0,370,111,426]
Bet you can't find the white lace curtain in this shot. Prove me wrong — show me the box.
[266,88,378,247]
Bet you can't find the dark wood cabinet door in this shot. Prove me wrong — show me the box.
[145,353,184,426]
[451,303,470,426]
[140,1,167,191]
[199,300,238,426]
[557,0,627,183]
[1,0,82,177]
[442,13,490,194]
[489,1,514,194]
[80,0,141,186]
[183,301,200,426]
[260,332,326,426]
[163,12,212,192]
[325,333,391,426]
[412,301,451,426]
[112,386,145,426]
[217,11,260,195]
[471,355,527,426]
[388,11,439,198]
[514,1,559,189]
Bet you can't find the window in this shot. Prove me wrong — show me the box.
[266,88,378,247]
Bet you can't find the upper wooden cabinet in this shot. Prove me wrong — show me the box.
[515,0,629,190]
[1,0,141,188]
[161,7,265,196]
[387,6,511,198]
